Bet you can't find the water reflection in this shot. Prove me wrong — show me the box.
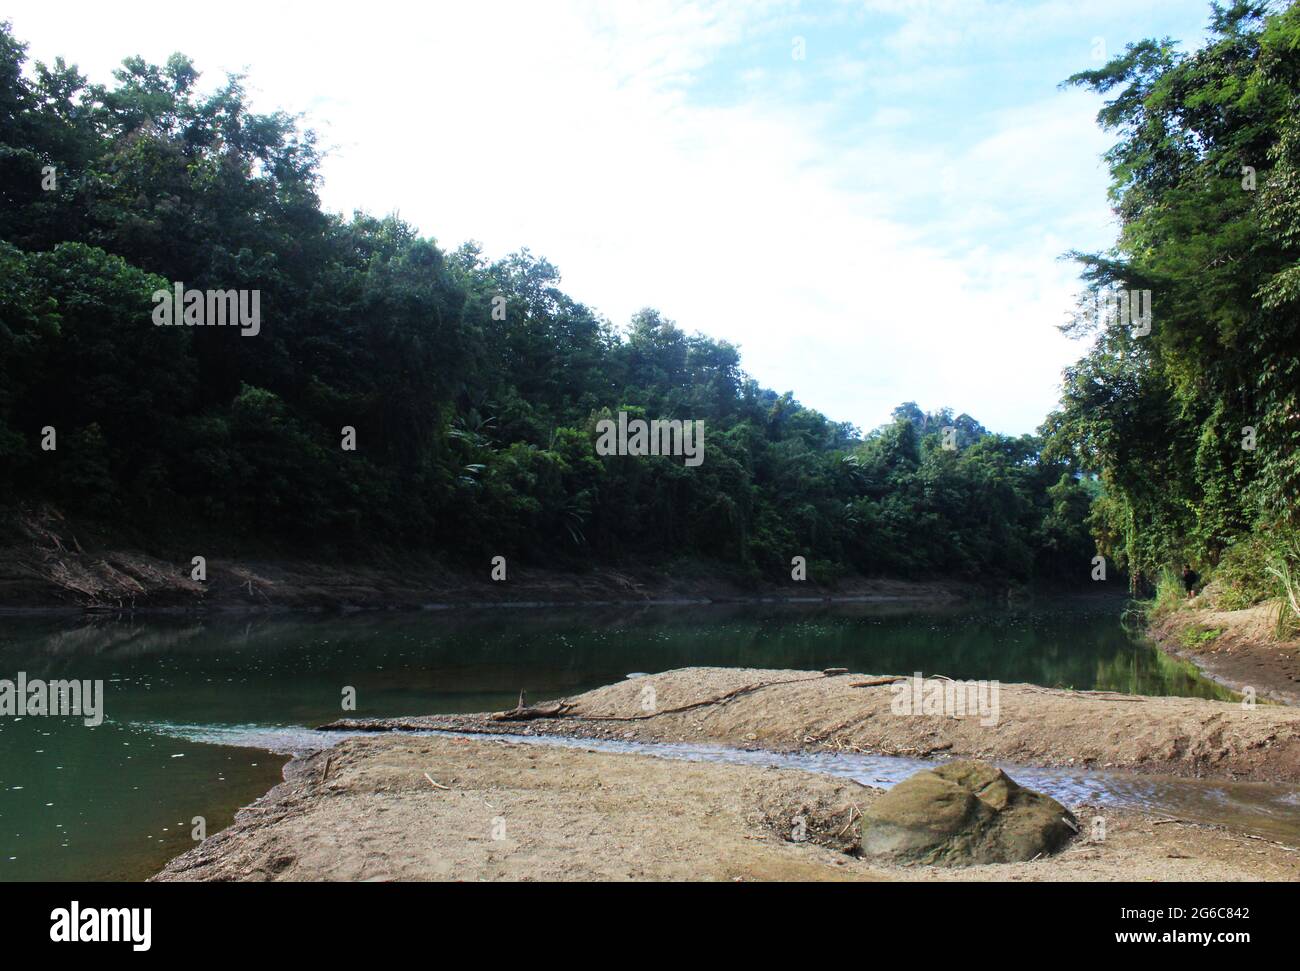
[0,597,1234,881]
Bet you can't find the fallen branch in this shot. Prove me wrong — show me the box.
[491,701,576,722]
[803,712,877,745]
[580,675,825,722]
[837,804,862,837]
[490,674,827,724]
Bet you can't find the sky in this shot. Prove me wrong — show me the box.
[6,0,1215,435]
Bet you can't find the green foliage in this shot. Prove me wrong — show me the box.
[1178,624,1223,648]
[1151,566,1189,618]
[1263,530,1300,637]
[1046,1,1300,597]
[1212,529,1280,608]
[0,21,1096,580]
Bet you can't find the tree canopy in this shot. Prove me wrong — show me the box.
[0,20,1097,584]
[1044,1,1300,600]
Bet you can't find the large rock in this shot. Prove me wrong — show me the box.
[860,760,1076,866]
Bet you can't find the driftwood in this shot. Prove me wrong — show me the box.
[491,701,577,722]
[836,804,862,837]
[849,676,906,688]
[581,674,826,722]
[490,674,825,724]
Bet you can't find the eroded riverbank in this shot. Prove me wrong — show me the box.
[1150,604,1300,707]
[0,510,973,610]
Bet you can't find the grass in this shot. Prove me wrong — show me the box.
[1177,624,1222,649]
[1139,523,1300,641]
[1149,566,1189,619]
[1264,537,1300,639]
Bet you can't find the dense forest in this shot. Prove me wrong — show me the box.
[0,18,1122,588]
[1044,0,1300,619]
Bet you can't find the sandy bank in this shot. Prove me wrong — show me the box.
[324,667,1300,783]
[153,733,1299,882]
[1150,604,1300,707]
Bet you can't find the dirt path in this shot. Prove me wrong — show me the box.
[153,733,1299,882]
[324,667,1300,784]
[1150,604,1300,707]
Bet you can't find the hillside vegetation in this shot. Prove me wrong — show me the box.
[0,21,1096,585]
[1044,1,1300,623]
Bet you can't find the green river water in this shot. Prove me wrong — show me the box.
[0,597,1242,881]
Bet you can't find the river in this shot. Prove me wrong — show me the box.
[0,597,1240,880]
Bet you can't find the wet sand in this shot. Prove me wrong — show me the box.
[324,667,1300,783]
[156,667,1300,882]
[153,732,1300,882]
[1151,604,1300,707]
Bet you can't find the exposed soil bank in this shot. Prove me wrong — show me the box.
[153,733,1299,882]
[324,667,1300,784]
[0,508,972,611]
[1150,604,1300,708]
